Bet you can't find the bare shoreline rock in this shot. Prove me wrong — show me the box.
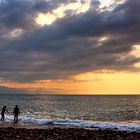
[0,126,140,140]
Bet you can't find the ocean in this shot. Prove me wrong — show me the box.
[0,94,140,131]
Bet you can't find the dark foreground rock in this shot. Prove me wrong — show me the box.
[0,127,140,140]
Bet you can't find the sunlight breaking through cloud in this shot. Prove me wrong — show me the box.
[131,45,140,58]
[99,0,126,11]
[35,0,91,26]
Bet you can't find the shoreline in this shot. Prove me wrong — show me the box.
[0,122,140,139]
[4,114,140,132]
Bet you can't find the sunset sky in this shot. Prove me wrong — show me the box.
[0,0,140,94]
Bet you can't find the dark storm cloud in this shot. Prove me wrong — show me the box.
[0,0,79,38]
[0,0,36,30]
[0,0,72,34]
[0,0,140,82]
[0,0,77,29]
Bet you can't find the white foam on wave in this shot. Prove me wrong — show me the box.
[4,115,140,132]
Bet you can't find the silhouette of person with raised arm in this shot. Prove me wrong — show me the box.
[1,106,8,121]
[13,105,20,123]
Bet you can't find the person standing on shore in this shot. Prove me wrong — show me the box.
[13,105,20,123]
[1,106,8,121]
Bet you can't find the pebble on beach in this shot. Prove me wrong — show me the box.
[0,127,140,140]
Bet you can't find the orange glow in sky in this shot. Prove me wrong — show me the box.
[2,70,140,94]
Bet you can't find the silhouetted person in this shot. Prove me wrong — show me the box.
[1,106,8,121]
[13,105,20,123]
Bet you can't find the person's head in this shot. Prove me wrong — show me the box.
[15,105,18,108]
[3,106,6,109]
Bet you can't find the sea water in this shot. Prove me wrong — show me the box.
[0,94,140,131]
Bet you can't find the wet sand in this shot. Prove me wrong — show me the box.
[0,122,140,140]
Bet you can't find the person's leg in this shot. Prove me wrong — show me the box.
[16,115,18,122]
[14,115,18,123]
[1,114,4,121]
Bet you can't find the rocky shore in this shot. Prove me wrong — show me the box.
[0,126,140,140]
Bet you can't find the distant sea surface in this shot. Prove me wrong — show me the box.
[0,94,140,131]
